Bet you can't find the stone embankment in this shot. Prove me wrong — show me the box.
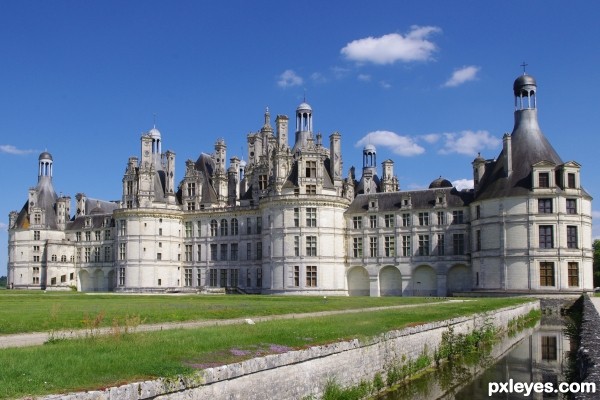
[574,295,600,400]
[40,300,540,400]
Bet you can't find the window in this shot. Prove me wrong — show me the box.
[567,226,578,249]
[452,210,464,224]
[119,243,126,260]
[476,205,481,220]
[220,269,228,288]
[126,200,133,209]
[353,237,363,257]
[538,198,553,213]
[259,174,268,190]
[158,228,162,236]
[567,173,576,189]
[246,243,251,260]
[51,254,57,262]
[156,252,162,260]
[541,336,558,361]
[220,219,228,236]
[369,215,377,228]
[246,218,252,235]
[402,213,411,227]
[34,214,41,224]
[566,199,577,214]
[476,230,481,251]
[453,234,465,255]
[418,235,430,256]
[306,208,317,227]
[33,255,40,262]
[210,244,217,261]
[384,214,394,228]
[418,212,429,226]
[61,255,67,262]
[568,262,579,286]
[94,247,100,262]
[294,236,300,256]
[539,172,550,188]
[184,268,193,287]
[539,225,554,249]
[209,269,218,287]
[185,245,193,261]
[104,230,111,240]
[197,221,202,237]
[231,243,238,261]
[95,231,101,241]
[540,262,555,286]
[402,236,411,257]
[293,266,300,287]
[119,220,126,236]
[210,220,218,236]
[437,234,445,256]
[220,244,228,261]
[256,242,262,260]
[384,236,395,257]
[187,202,196,211]
[84,247,91,262]
[85,231,91,241]
[76,232,81,242]
[294,208,300,227]
[352,216,362,229]
[369,237,378,257]
[437,211,445,225]
[197,244,202,261]
[61,275,66,283]
[230,269,239,288]
[118,268,125,286]
[306,236,317,256]
[306,185,317,195]
[256,217,262,234]
[187,182,196,197]
[185,222,193,237]
[306,161,317,178]
[257,268,263,287]
[126,180,134,195]
[306,266,317,287]
[33,276,40,284]
[231,218,238,235]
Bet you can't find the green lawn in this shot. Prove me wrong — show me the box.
[0,297,532,399]
[0,291,441,335]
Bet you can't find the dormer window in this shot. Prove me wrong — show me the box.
[567,173,576,189]
[538,172,550,188]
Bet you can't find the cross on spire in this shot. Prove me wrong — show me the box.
[520,61,528,74]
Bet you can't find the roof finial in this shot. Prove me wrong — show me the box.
[153,113,157,128]
[520,61,528,75]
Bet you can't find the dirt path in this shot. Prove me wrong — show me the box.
[0,299,463,349]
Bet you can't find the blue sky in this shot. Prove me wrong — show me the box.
[2,1,599,276]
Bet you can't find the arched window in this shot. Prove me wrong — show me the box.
[231,218,239,235]
[51,254,57,262]
[220,219,228,236]
[61,255,67,262]
[210,220,218,236]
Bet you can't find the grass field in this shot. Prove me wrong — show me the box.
[0,295,532,399]
[0,291,441,335]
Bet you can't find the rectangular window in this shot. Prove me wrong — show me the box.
[369,215,377,228]
[402,235,411,257]
[187,182,196,197]
[418,212,429,226]
[119,243,126,260]
[369,236,378,257]
[230,243,238,261]
[256,217,262,234]
[306,236,317,256]
[418,235,430,256]
[568,262,579,287]
[184,268,193,287]
[437,211,445,225]
[94,247,100,262]
[104,229,111,240]
[306,185,317,195]
[185,245,193,261]
[294,236,300,256]
[437,234,445,256]
[84,247,91,262]
[306,266,317,287]
[76,232,81,242]
[258,174,268,190]
[197,244,202,261]
[257,268,263,287]
[540,262,555,286]
[538,198,553,213]
[294,208,300,227]
[156,252,162,260]
[230,269,239,288]
[352,216,362,229]
[119,220,126,236]
[384,236,395,257]
[539,172,550,188]
[246,218,252,235]
[384,214,394,228]
[85,231,91,241]
[256,242,262,260]
[293,266,300,287]
[453,234,465,255]
[246,243,251,260]
[209,269,218,286]
[567,226,578,249]
[220,244,228,261]
[118,268,125,286]
[452,210,464,224]
[95,231,101,241]
[231,218,238,235]
[476,205,481,219]
[353,237,363,257]
[476,230,481,251]
[185,222,193,237]
[539,225,554,249]
[210,244,218,261]
[566,199,577,214]
[126,180,134,195]
[306,208,317,227]
[306,161,317,178]
[402,213,411,227]
[567,173,576,188]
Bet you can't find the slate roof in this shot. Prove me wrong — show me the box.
[13,176,58,230]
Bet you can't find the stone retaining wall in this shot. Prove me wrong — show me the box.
[574,295,600,400]
[43,301,539,400]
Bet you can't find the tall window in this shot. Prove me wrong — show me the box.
[539,172,550,188]
[257,268,263,287]
[437,234,445,256]
[306,236,317,256]
[539,225,554,248]
[538,198,553,213]
[452,210,464,224]
[384,236,395,257]
[184,268,193,287]
[476,230,481,251]
[352,216,362,229]
[119,220,126,236]
[568,262,579,287]
[246,218,252,235]
[210,220,218,236]
[197,244,202,261]
[185,222,193,237]
[384,214,394,228]
[246,243,252,260]
[540,262,555,286]
[418,235,430,256]
[95,231,101,241]
[567,173,576,188]
[220,244,228,261]
[453,234,465,255]
[185,245,193,261]
[306,161,317,178]
[126,181,134,195]
[369,237,378,257]
[368,215,377,228]
[402,213,411,227]
[306,208,317,227]
[34,231,41,240]
[256,217,262,233]
[294,208,300,227]
[85,231,91,241]
[118,268,125,286]
[119,243,126,260]
[437,211,445,225]
[567,226,578,249]
[220,219,228,236]
[231,243,238,261]
[94,247,101,262]
[566,199,577,214]
[418,212,429,226]
[259,174,268,190]
[187,182,196,197]
[293,266,300,287]
[294,236,300,256]
[210,244,217,260]
[306,266,317,287]
[209,269,218,287]
[104,229,111,240]
[256,242,262,260]
[402,236,411,257]
[353,237,363,257]
[231,218,239,235]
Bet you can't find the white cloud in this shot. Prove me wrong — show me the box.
[341,26,441,65]
[419,133,441,144]
[355,131,425,157]
[592,210,600,219]
[452,179,474,191]
[443,65,481,87]
[379,81,392,89]
[439,130,500,156]
[277,70,303,88]
[0,222,7,232]
[0,145,37,155]
[310,72,327,84]
[357,74,371,82]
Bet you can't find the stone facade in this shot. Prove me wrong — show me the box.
[7,73,593,295]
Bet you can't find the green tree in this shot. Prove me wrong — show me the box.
[594,240,600,288]
[0,276,6,288]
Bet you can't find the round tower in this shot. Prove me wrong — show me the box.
[38,151,53,181]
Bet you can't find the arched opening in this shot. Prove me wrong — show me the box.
[79,270,92,292]
[447,264,471,296]
[412,265,437,296]
[347,266,370,296]
[379,266,402,296]
[107,270,115,292]
[93,269,104,292]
